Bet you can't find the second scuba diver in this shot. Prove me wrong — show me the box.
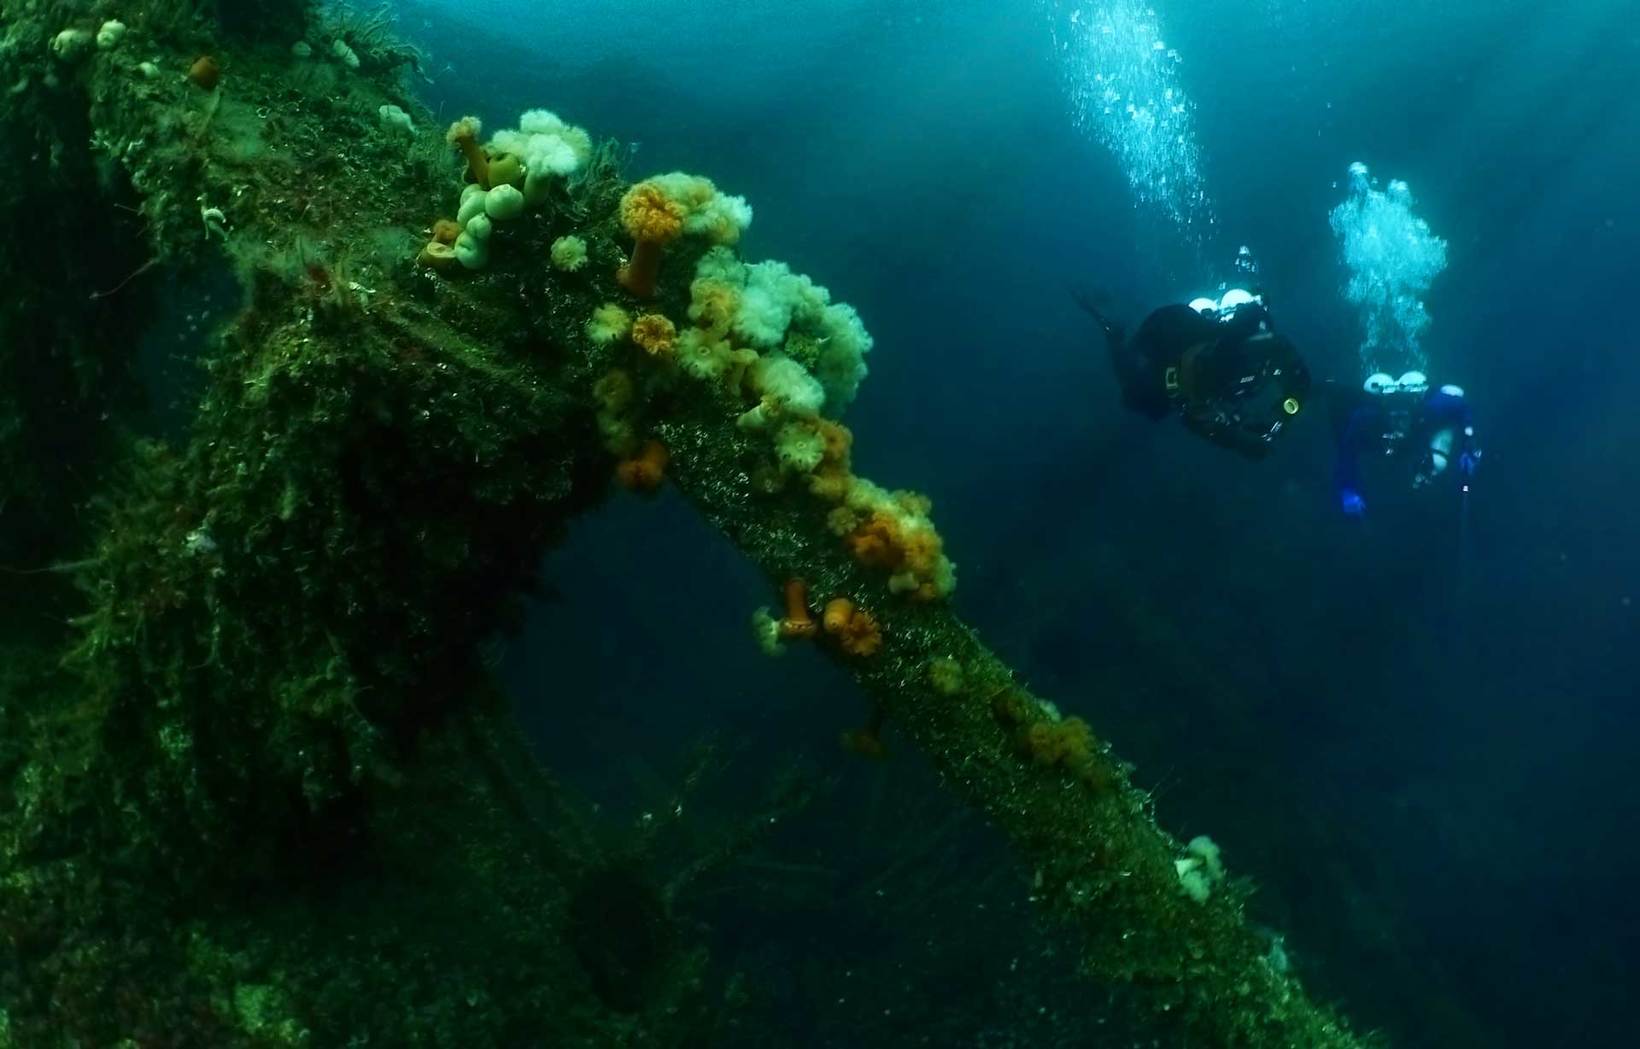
[1327,370,1480,517]
[1077,289,1312,459]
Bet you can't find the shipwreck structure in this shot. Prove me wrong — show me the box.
[0,2,1369,1044]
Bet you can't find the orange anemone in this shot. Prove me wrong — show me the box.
[431,219,461,245]
[616,182,685,298]
[844,509,949,601]
[631,313,678,358]
[188,55,221,91]
[778,579,817,640]
[445,117,490,189]
[417,241,458,272]
[840,726,888,760]
[822,597,882,658]
[615,439,668,493]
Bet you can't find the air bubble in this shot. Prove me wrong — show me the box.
[1330,164,1448,377]
[1045,0,1212,234]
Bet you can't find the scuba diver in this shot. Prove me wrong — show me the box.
[1328,370,1480,517]
[1076,288,1311,459]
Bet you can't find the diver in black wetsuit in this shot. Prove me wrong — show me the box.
[1077,290,1311,459]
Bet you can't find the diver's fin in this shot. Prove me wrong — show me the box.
[1069,285,1123,346]
[1068,284,1113,319]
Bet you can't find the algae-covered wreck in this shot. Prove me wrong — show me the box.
[0,2,1369,1045]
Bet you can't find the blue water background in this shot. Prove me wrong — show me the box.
[394,1,1640,1043]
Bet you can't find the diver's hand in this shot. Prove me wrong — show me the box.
[1340,489,1367,518]
[1459,449,1481,478]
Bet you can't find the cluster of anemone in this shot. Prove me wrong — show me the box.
[419,109,593,272]
[593,170,953,604]
[820,596,881,657]
[616,173,752,296]
[685,247,950,596]
[488,110,594,204]
[832,487,955,601]
[1021,714,1111,790]
[755,580,881,659]
[805,427,957,602]
[687,247,873,412]
[991,689,1118,793]
[1020,716,1095,770]
[674,328,757,390]
[688,243,951,595]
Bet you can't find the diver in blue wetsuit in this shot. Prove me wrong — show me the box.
[1330,370,1480,517]
[1077,288,1311,459]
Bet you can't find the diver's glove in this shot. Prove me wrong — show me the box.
[1340,488,1367,518]
[1459,448,1481,478]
